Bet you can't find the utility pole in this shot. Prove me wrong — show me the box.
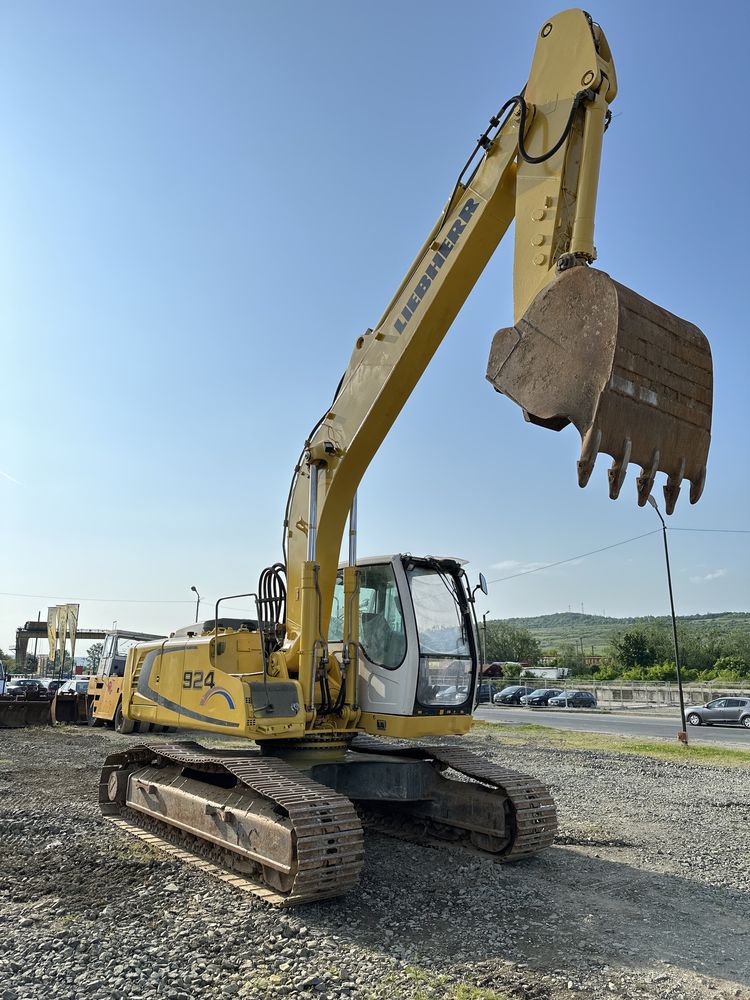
[647,495,688,744]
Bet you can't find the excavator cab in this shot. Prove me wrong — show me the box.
[487,266,712,514]
[329,555,478,734]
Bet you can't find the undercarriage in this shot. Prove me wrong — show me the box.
[100,736,557,905]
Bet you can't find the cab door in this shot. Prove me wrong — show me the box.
[329,559,417,716]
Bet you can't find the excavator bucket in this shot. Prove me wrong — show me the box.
[486,267,712,513]
[0,696,52,728]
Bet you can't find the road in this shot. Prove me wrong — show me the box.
[473,705,750,747]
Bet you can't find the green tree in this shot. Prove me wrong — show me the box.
[86,642,104,673]
[557,643,588,674]
[711,654,749,678]
[593,663,621,681]
[51,650,74,674]
[485,623,541,665]
[613,631,651,670]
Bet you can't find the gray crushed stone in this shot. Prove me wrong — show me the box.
[0,725,748,1000]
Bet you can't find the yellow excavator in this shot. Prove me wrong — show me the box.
[100,10,712,904]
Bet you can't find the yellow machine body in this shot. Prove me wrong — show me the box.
[122,633,473,740]
[123,630,306,740]
[121,556,475,742]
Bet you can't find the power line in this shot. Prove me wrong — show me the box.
[2,526,747,604]
[0,592,192,604]
[670,527,750,534]
[486,523,750,586]
[487,530,661,584]
[0,592,257,618]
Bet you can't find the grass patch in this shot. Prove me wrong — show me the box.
[472,720,750,768]
[452,987,506,1000]
[397,968,506,1000]
[108,837,161,862]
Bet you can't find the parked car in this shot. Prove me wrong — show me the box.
[434,684,470,704]
[548,690,598,708]
[520,688,563,706]
[685,697,750,728]
[5,678,51,699]
[493,685,535,705]
[476,683,495,704]
[55,678,92,696]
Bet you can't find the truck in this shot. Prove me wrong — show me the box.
[86,629,165,732]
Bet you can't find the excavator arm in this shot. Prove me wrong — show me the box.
[282,9,712,669]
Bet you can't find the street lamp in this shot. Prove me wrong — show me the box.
[191,585,201,624]
[646,495,688,744]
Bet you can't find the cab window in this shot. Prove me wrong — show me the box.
[328,564,407,669]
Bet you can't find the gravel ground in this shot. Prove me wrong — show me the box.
[0,725,748,1000]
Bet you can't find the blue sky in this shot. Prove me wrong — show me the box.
[2,1,748,653]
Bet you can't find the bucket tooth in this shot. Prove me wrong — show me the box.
[636,450,660,507]
[486,267,712,514]
[689,465,706,505]
[607,439,631,500]
[664,461,685,516]
[577,426,601,488]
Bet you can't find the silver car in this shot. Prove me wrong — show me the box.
[685,696,750,729]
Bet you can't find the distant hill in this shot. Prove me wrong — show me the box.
[498,611,750,655]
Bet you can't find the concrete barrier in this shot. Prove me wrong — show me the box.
[493,678,750,709]
[590,683,749,707]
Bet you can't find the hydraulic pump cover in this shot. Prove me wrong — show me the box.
[486,267,712,513]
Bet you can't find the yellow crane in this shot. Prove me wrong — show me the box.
[99,9,712,904]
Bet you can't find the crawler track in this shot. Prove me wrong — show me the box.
[100,741,364,906]
[99,736,555,905]
[351,734,557,859]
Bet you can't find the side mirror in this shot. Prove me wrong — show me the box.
[470,573,489,602]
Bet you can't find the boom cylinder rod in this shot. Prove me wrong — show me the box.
[569,94,607,260]
[348,494,357,566]
[307,463,319,562]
